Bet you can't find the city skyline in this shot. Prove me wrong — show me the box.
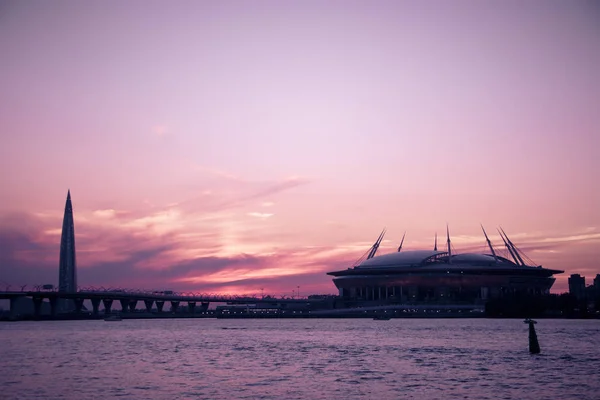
[1,1,599,294]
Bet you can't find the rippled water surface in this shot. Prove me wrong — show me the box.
[1,318,599,399]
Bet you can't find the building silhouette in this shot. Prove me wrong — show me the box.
[58,190,77,293]
[568,274,586,300]
[328,228,563,305]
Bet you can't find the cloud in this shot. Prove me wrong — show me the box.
[93,209,117,218]
[177,174,310,215]
[1,206,597,296]
[247,212,273,218]
[539,232,600,245]
[241,176,308,202]
[0,209,350,295]
[192,165,243,181]
[178,271,337,296]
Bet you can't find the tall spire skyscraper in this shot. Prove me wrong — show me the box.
[58,190,77,292]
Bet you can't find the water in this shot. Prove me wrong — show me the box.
[1,319,599,399]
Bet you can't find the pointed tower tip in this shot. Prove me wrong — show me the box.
[65,189,73,209]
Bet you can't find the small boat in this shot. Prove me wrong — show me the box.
[104,315,122,321]
[373,315,391,321]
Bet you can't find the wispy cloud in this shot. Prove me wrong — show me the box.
[538,232,600,245]
[0,206,352,294]
[1,207,597,295]
[247,212,273,218]
[242,176,309,202]
[177,174,310,215]
[192,165,243,181]
[93,209,117,218]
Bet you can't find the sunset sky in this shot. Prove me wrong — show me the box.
[1,1,598,295]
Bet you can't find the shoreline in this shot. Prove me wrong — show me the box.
[2,312,598,322]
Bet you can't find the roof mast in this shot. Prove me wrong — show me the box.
[367,228,386,259]
[481,224,498,263]
[446,224,452,263]
[397,232,406,253]
[500,227,526,266]
[434,232,438,251]
[497,228,520,265]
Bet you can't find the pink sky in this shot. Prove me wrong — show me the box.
[1,1,598,295]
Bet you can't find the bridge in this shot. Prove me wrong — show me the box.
[0,287,325,319]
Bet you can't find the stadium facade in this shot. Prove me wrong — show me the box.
[327,227,563,305]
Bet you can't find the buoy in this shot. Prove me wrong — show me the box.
[524,318,540,354]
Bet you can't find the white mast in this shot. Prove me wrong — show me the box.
[367,228,386,259]
[497,228,520,265]
[446,224,452,263]
[500,227,525,266]
[397,232,406,252]
[481,224,498,263]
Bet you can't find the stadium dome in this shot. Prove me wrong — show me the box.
[357,250,446,268]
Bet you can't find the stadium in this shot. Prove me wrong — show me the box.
[327,227,563,305]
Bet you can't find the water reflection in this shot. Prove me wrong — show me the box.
[1,319,599,399]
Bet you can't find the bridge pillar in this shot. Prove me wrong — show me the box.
[144,300,154,312]
[170,301,180,313]
[200,302,210,312]
[32,297,43,318]
[49,297,57,316]
[74,298,84,314]
[187,302,196,313]
[9,297,19,318]
[128,300,138,312]
[156,301,164,313]
[119,299,129,312]
[102,299,113,314]
[91,298,101,315]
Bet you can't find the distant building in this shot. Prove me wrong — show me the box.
[594,274,600,298]
[58,190,77,292]
[568,274,586,300]
[58,190,77,312]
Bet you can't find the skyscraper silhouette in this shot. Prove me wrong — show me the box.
[58,190,77,293]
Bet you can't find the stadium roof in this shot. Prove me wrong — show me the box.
[357,250,446,268]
